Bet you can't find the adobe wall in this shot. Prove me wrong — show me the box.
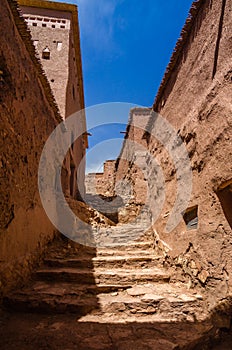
[112,0,232,301]
[114,108,151,204]
[19,3,87,200]
[85,160,116,196]
[99,160,116,196]
[19,6,71,118]
[145,0,232,298]
[0,0,60,295]
[63,21,86,200]
[85,173,95,194]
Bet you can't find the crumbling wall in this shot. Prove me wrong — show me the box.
[145,0,232,299]
[0,0,60,295]
[114,108,151,205]
[112,0,232,302]
[19,1,87,200]
[85,160,116,196]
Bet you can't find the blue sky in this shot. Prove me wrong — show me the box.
[56,0,193,172]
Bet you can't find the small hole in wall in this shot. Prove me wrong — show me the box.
[216,182,232,229]
[57,42,62,51]
[51,79,55,83]
[42,47,50,60]
[182,205,198,230]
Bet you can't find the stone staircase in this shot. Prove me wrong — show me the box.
[2,235,212,350]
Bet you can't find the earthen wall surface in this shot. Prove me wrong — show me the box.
[19,2,87,199]
[0,0,62,295]
[85,160,116,196]
[115,108,151,204]
[114,0,232,299]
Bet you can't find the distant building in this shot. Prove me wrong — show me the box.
[18,0,88,199]
[85,160,116,196]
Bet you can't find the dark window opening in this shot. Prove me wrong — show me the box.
[72,85,75,100]
[60,25,65,29]
[32,22,37,27]
[51,79,55,83]
[42,23,46,27]
[71,131,74,150]
[52,24,55,28]
[42,47,50,60]
[216,183,232,229]
[183,205,198,230]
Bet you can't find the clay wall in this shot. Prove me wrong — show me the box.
[117,0,232,297]
[114,108,151,204]
[0,0,65,295]
[19,1,87,199]
[85,160,116,196]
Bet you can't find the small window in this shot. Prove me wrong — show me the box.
[51,79,55,83]
[32,22,37,27]
[52,24,55,28]
[71,131,74,150]
[33,40,39,48]
[42,23,46,27]
[72,85,75,100]
[62,20,66,23]
[60,25,65,29]
[42,47,50,60]
[57,42,62,51]
[44,18,49,22]
[183,205,198,230]
[216,182,232,229]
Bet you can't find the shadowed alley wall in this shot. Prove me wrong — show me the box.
[0,0,61,295]
[113,0,232,302]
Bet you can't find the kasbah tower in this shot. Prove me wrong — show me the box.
[18,0,88,200]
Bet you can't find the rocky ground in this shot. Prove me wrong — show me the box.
[1,235,231,349]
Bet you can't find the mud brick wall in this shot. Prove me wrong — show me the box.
[145,0,232,298]
[0,0,60,295]
[113,0,232,301]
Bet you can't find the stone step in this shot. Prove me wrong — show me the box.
[93,234,152,247]
[96,249,154,257]
[3,293,98,315]
[44,254,162,269]
[96,240,154,252]
[97,291,203,319]
[34,267,170,285]
[3,281,130,314]
[3,282,203,318]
